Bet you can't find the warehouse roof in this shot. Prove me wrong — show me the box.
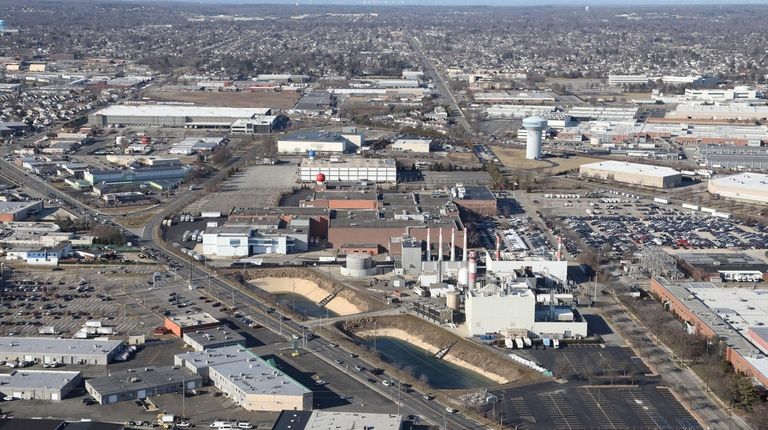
[92,105,271,118]
[678,252,768,273]
[0,369,81,389]
[183,326,245,349]
[281,131,350,143]
[709,172,768,194]
[175,345,249,370]
[301,157,395,168]
[209,356,310,397]
[272,411,402,430]
[167,312,219,328]
[85,366,201,397]
[0,200,41,215]
[0,337,122,356]
[581,160,681,178]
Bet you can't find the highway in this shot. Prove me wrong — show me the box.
[0,151,487,429]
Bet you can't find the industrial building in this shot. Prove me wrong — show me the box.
[677,252,768,282]
[464,282,587,338]
[230,116,280,134]
[579,161,682,188]
[163,312,220,337]
[175,345,312,412]
[278,131,363,154]
[708,172,768,204]
[299,158,397,184]
[168,137,225,155]
[84,166,190,186]
[0,200,43,222]
[0,370,82,401]
[451,184,498,216]
[650,277,768,387]
[272,411,402,430]
[292,92,335,116]
[85,366,203,405]
[88,105,273,128]
[697,144,768,171]
[182,326,246,351]
[0,337,124,365]
[202,219,310,257]
[392,139,431,153]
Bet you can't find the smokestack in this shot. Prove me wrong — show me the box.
[463,228,468,262]
[438,228,443,262]
[426,228,431,262]
[468,251,477,289]
[495,232,502,261]
[450,229,456,262]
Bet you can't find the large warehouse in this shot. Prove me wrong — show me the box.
[708,172,768,204]
[278,131,363,154]
[0,200,43,222]
[299,158,397,184]
[85,366,203,405]
[579,160,682,189]
[175,345,312,411]
[88,105,273,128]
[0,370,82,401]
[0,337,123,365]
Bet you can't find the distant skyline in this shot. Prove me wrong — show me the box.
[150,0,768,5]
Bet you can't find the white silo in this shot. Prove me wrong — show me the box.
[522,116,548,160]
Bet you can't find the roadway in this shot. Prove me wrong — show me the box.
[406,31,473,136]
[0,150,486,429]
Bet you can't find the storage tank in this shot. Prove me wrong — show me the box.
[446,290,460,311]
[522,116,548,160]
[140,136,152,145]
[116,136,125,146]
[458,267,469,286]
[340,254,376,277]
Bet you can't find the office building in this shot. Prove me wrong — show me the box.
[0,370,82,401]
[85,366,202,405]
[202,219,310,257]
[230,116,280,134]
[0,337,123,365]
[579,161,682,189]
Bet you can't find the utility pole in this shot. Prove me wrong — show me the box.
[593,247,600,304]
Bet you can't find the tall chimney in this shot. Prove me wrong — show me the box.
[463,228,468,262]
[468,251,477,289]
[438,228,443,262]
[495,232,502,261]
[450,228,456,262]
[426,228,431,262]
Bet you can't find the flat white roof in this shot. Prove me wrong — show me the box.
[581,160,681,178]
[393,138,431,145]
[710,173,768,194]
[0,369,81,389]
[0,337,122,356]
[301,157,396,168]
[93,105,271,118]
[687,285,768,334]
[305,411,403,430]
[168,312,219,327]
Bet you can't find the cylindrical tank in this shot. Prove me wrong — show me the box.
[346,254,372,270]
[523,116,548,160]
[140,136,151,145]
[458,267,469,286]
[116,136,125,146]
[315,172,326,184]
[446,291,460,311]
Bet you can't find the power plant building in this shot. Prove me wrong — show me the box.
[579,160,682,189]
[707,172,768,204]
[88,105,273,128]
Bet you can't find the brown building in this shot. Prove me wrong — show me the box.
[163,312,220,337]
[452,186,497,217]
[0,200,43,222]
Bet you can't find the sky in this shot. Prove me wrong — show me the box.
[167,0,766,4]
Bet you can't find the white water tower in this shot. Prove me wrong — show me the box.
[523,116,548,160]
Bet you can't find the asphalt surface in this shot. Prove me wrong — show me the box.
[0,148,487,430]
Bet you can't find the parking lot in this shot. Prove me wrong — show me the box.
[498,382,701,430]
[522,344,650,381]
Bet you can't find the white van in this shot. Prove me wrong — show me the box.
[209,421,233,429]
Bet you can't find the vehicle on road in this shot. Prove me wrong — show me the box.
[446,407,458,414]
